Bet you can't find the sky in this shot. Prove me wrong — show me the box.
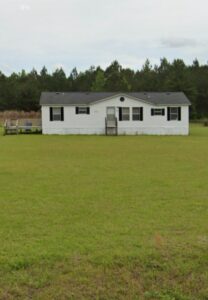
[0,0,208,75]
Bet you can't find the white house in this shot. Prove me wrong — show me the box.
[40,92,191,135]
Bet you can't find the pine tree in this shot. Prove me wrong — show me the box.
[91,70,105,92]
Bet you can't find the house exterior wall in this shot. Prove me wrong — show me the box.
[41,95,189,135]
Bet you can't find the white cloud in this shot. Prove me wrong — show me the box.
[160,38,197,49]
[0,0,208,73]
[20,4,31,11]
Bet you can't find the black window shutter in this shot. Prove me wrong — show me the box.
[61,107,64,121]
[140,107,143,121]
[119,107,122,121]
[87,107,90,114]
[50,107,53,121]
[151,108,154,116]
[75,107,79,114]
[178,107,181,121]
[167,107,170,121]
[162,109,165,116]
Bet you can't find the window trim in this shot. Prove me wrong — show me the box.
[151,108,165,116]
[76,107,90,115]
[132,107,143,121]
[119,107,130,121]
[167,107,181,121]
[50,107,64,121]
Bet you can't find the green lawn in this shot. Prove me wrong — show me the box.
[0,124,208,300]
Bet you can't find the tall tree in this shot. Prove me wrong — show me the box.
[0,59,207,117]
[104,61,130,92]
[91,69,105,92]
[135,59,158,91]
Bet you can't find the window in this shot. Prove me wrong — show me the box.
[132,107,143,121]
[151,108,165,116]
[76,107,90,114]
[167,107,181,121]
[50,107,64,121]
[119,107,130,121]
[120,97,125,102]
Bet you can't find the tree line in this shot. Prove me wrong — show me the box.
[0,58,208,118]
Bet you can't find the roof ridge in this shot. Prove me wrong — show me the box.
[40,91,191,106]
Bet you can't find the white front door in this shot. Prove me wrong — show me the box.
[106,107,116,119]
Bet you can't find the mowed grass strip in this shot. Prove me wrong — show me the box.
[0,124,207,299]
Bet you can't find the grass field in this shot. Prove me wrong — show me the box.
[0,125,208,300]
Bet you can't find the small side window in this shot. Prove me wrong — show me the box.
[50,107,64,121]
[76,107,90,114]
[151,108,165,116]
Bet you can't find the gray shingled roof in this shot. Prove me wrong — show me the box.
[40,92,191,106]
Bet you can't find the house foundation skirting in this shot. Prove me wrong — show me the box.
[42,126,189,135]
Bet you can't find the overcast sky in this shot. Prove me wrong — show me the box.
[0,0,208,74]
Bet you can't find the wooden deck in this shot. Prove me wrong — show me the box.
[4,119,42,135]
